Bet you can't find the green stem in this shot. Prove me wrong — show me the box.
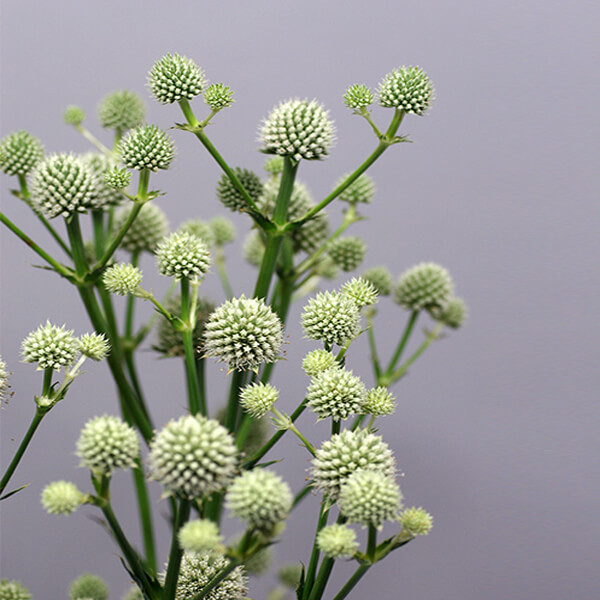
[181,278,203,415]
[215,246,234,298]
[367,524,377,560]
[132,459,157,572]
[91,209,106,261]
[303,502,330,600]
[384,310,419,378]
[163,498,192,600]
[224,370,245,433]
[330,564,370,600]
[331,419,340,436]
[308,556,335,600]
[74,124,113,156]
[125,253,140,339]
[292,483,313,508]
[366,310,382,380]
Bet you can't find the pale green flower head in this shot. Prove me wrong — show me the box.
[0,130,44,176]
[434,296,468,329]
[64,105,85,126]
[327,236,367,272]
[178,218,215,247]
[148,53,207,104]
[119,124,175,172]
[264,155,284,176]
[226,469,292,531]
[239,382,279,418]
[0,356,9,401]
[243,230,265,267]
[243,545,272,575]
[41,480,85,515]
[343,84,375,110]
[217,167,263,212]
[178,519,223,554]
[307,367,366,422]
[104,166,131,190]
[394,262,454,312]
[121,587,143,600]
[204,83,234,110]
[21,321,78,371]
[149,414,238,499]
[113,202,169,254]
[278,563,303,588]
[156,231,211,280]
[317,523,359,558]
[102,263,143,296]
[362,265,393,296]
[78,332,110,361]
[0,579,32,600]
[80,153,123,208]
[98,89,145,132]
[302,349,338,377]
[210,216,237,245]
[204,296,283,372]
[342,277,379,308]
[69,574,109,600]
[76,414,140,476]
[259,98,335,161]
[399,506,434,536]
[363,386,396,416]
[378,66,434,115]
[336,173,375,205]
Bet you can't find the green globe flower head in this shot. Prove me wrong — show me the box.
[336,173,375,205]
[342,277,379,308]
[148,53,207,104]
[204,296,283,372]
[81,153,123,208]
[259,99,335,161]
[226,469,292,531]
[311,429,396,501]
[78,332,110,361]
[363,386,396,416]
[343,84,375,110]
[156,231,211,280]
[302,349,338,377]
[210,216,236,245]
[239,382,279,418]
[103,263,143,296]
[178,219,215,247]
[264,155,284,176]
[113,202,169,254]
[149,414,238,499]
[243,230,265,267]
[98,90,146,132]
[307,367,366,422]
[243,545,272,575]
[338,469,403,529]
[76,414,140,476]
[69,574,109,600]
[362,266,393,296]
[178,519,223,554]
[119,125,175,172]
[217,167,263,212]
[0,356,9,402]
[41,480,85,515]
[394,262,454,312]
[0,130,44,176]
[434,296,468,329]
[30,153,98,219]
[278,563,303,589]
[327,236,367,272]
[316,523,359,559]
[21,321,78,371]
[121,587,143,600]
[0,580,32,600]
[301,291,361,348]
[64,105,85,126]
[377,66,434,115]
[204,83,234,110]
[166,552,247,600]
[399,506,433,536]
[314,255,340,279]
[104,166,131,190]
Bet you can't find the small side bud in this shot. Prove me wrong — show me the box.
[64,105,85,126]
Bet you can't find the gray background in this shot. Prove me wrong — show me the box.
[1,1,598,599]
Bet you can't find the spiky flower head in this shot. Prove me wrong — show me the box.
[103,263,143,296]
[362,266,393,296]
[119,125,175,172]
[98,90,146,132]
[148,53,207,104]
[64,105,85,126]
[78,332,110,361]
[259,99,335,161]
[41,480,85,515]
[363,387,396,416]
[154,295,214,358]
[327,236,366,272]
[204,83,234,110]
[394,262,453,312]
[216,167,263,212]
[113,202,169,254]
[399,507,433,536]
[81,153,123,207]
[239,382,279,419]
[377,66,434,115]
[69,574,109,600]
[302,349,338,377]
[264,155,284,176]
[311,429,396,501]
[338,469,403,528]
[30,153,97,219]
[168,552,247,600]
[317,524,359,559]
[0,580,32,600]
[308,368,366,422]
[156,232,211,280]
[0,130,44,176]
[227,469,292,531]
[301,291,360,348]
[342,277,378,308]
[336,173,375,205]
[149,414,238,498]
[210,216,236,245]
[121,587,143,600]
[21,321,78,370]
[0,356,9,402]
[434,296,467,329]
[343,84,375,110]
[76,415,139,475]
[105,166,131,190]
[243,230,265,267]
[314,255,340,279]
[178,219,215,247]
[204,296,283,372]
[278,563,303,588]
[178,519,223,554]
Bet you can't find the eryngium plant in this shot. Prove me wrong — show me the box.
[0,55,466,600]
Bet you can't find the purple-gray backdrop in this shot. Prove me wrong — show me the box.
[1,1,598,599]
